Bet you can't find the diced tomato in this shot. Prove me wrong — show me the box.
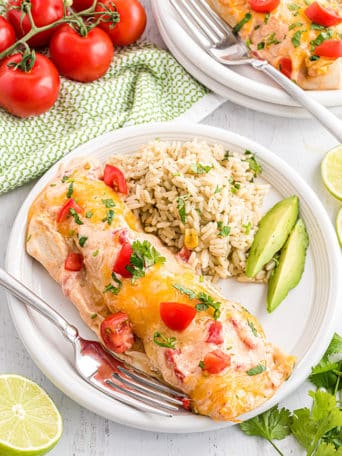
[206,321,224,345]
[164,349,185,382]
[180,397,191,410]
[103,164,128,195]
[118,229,129,245]
[160,302,196,332]
[202,349,231,374]
[249,0,280,13]
[279,57,292,79]
[315,39,342,58]
[57,198,82,223]
[113,242,133,278]
[178,246,191,262]
[64,252,83,271]
[100,312,134,354]
[305,1,342,26]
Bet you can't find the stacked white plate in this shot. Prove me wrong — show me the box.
[151,0,342,118]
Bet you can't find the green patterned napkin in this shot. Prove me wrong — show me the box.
[0,43,208,194]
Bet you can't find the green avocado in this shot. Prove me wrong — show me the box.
[267,219,309,313]
[246,196,299,278]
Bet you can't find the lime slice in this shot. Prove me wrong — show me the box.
[321,145,342,200]
[337,208,342,247]
[0,375,62,456]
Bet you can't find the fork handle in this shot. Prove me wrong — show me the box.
[0,267,78,343]
[251,60,342,143]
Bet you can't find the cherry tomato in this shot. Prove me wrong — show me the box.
[202,350,231,374]
[113,242,133,278]
[206,321,224,344]
[49,24,114,82]
[57,198,83,222]
[7,0,64,48]
[96,0,146,46]
[278,57,292,79]
[0,17,16,55]
[305,1,342,26]
[160,302,196,332]
[248,0,280,13]
[315,39,342,58]
[72,0,94,11]
[0,52,60,118]
[100,312,134,353]
[65,252,83,271]
[103,164,128,194]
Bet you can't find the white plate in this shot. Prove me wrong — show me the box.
[154,8,342,119]
[5,123,342,433]
[151,0,342,110]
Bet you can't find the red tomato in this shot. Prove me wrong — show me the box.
[160,302,196,332]
[57,198,83,222]
[206,321,224,344]
[305,1,342,26]
[65,252,83,271]
[178,246,191,262]
[7,0,64,48]
[103,164,128,194]
[113,242,133,278]
[279,57,292,79]
[202,350,231,374]
[100,312,134,353]
[248,0,280,13]
[72,0,94,11]
[96,0,146,46]
[49,24,114,82]
[0,17,16,55]
[315,39,342,58]
[0,53,60,118]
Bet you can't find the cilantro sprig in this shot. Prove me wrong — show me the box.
[173,284,221,319]
[126,240,166,283]
[244,150,262,177]
[103,272,122,295]
[190,163,213,174]
[153,332,176,349]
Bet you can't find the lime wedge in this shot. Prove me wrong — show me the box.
[0,375,62,456]
[321,145,342,201]
[337,208,342,247]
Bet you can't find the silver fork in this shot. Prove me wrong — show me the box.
[171,0,342,143]
[0,268,187,417]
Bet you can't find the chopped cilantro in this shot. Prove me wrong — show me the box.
[244,150,262,176]
[199,360,205,369]
[214,185,222,194]
[69,208,83,225]
[246,38,251,49]
[224,150,233,160]
[92,249,99,257]
[310,30,333,51]
[153,332,176,349]
[127,240,166,283]
[266,32,281,46]
[173,284,196,299]
[103,272,122,295]
[309,55,320,61]
[196,292,221,320]
[91,313,98,319]
[102,198,116,208]
[288,3,301,14]
[254,24,261,30]
[289,21,304,30]
[79,236,88,247]
[61,175,69,183]
[66,182,74,198]
[177,196,187,224]
[85,211,93,218]
[243,222,252,234]
[50,183,57,187]
[229,179,241,194]
[264,13,270,24]
[102,209,115,225]
[311,23,327,31]
[190,163,213,174]
[257,41,265,50]
[233,12,252,34]
[217,222,230,237]
[247,363,266,376]
[248,320,258,337]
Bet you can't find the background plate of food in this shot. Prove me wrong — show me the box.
[151,0,342,115]
[5,123,342,433]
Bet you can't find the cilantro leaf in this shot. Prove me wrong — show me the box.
[315,443,342,456]
[246,363,266,376]
[240,406,292,441]
[153,332,176,349]
[244,150,262,177]
[103,272,122,295]
[66,181,74,198]
[127,240,166,283]
[173,284,196,299]
[177,196,187,224]
[190,163,213,174]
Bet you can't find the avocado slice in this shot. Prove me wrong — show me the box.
[246,196,299,278]
[267,219,309,313]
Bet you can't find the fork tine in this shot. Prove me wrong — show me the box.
[88,377,173,417]
[117,366,187,398]
[113,372,184,406]
[187,0,225,41]
[170,0,212,48]
[196,0,236,37]
[106,379,180,412]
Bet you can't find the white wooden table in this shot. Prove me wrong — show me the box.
[0,2,341,454]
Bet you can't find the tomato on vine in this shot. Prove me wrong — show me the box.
[0,50,60,117]
[0,17,16,55]
[49,24,114,82]
[7,0,65,47]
